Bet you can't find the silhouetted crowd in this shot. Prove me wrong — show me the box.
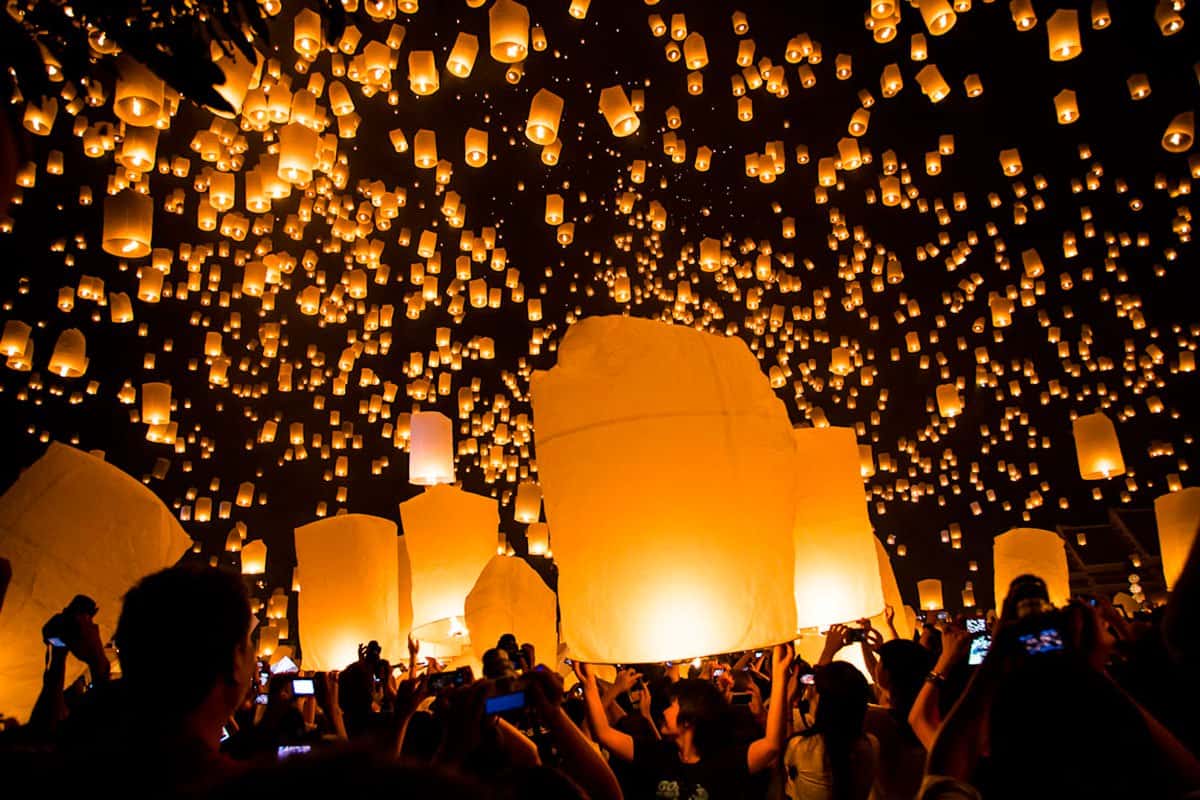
[2,542,1199,800]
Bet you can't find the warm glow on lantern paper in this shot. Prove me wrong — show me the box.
[993,528,1070,610]
[917,578,943,610]
[1155,488,1200,590]
[0,444,191,721]
[464,555,557,666]
[791,426,885,630]
[294,514,408,671]
[399,484,497,634]
[531,315,798,664]
[874,537,914,640]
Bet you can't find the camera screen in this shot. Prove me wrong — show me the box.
[968,634,992,666]
[800,673,815,685]
[255,693,269,705]
[485,691,526,715]
[1018,627,1065,655]
[291,678,315,696]
[277,745,311,761]
[965,618,987,635]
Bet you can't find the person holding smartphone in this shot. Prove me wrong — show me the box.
[576,643,794,799]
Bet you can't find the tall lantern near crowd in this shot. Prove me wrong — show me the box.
[465,555,557,666]
[1072,412,1125,479]
[791,426,886,631]
[1155,488,1200,590]
[531,316,798,664]
[993,528,1071,610]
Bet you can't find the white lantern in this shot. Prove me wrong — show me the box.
[294,514,409,671]
[514,481,542,523]
[917,578,943,610]
[531,315,797,664]
[993,528,1070,610]
[464,555,557,666]
[409,411,454,485]
[0,444,191,722]
[1155,488,1200,590]
[791,426,886,630]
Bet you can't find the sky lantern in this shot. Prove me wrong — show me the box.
[791,426,886,630]
[409,410,454,485]
[917,578,943,611]
[102,190,153,258]
[1054,89,1079,124]
[400,484,497,642]
[1046,9,1082,61]
[464,555,556,664]
[915,65,950,102]
[0,444,191,722]
[993,528,1070,609]
[241,539,267,574]
[1162,112,1194,153]
[447,32,480,77]
[919,0,957,35]
[1073,412,1125,479]
[48,329,87,378]
[936,383,963,417]
[464,127,488,167]
[531,316,798,664]
[1155,487,1200,590]
[140,382,171,425]
[277,122,319,184]
[294,514,408,670]
[407,51,438,95]
[682,32,708,69]
[489,0,529,63]
[113,56,164,127]
[1,321,32,358]
[526,88,564,145]
[598,86,640,136]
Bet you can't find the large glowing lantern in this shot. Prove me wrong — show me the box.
[241,539,267,575]
[489,0,530,63]
[917,578,943,611]
[48,329,88,378]
[993,528,1070,610]
[464,555,556,665]
[113,56,163,127]
[140,381,172,425]
[598,86,640,137]
[526,89,564,145]
[530,315,798,664]
[0,443,191,721]
[514,481,542,523]
[1155,488,1200,590]
[102,190,153,258]
[791,426,885,630]
[1072,412,1125,479]
[409,411,454,485]
[400,485,497,636]
[294,514,409,671]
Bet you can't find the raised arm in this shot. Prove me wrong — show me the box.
[526,667,624,800]
[747,642,793,773]
[578,662,636,762]
[909,624,970,750]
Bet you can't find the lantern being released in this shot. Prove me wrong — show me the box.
[1155,487,1200,590]
[1073,412,1125,479]
[531,315,798,664]
[0,444,191,721]
[399,484,498,639]
[464,555,556,667]
[993,528,1070,610]
[294,514,409,671]
[791,426,886,630]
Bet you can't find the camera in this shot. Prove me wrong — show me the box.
[291,678,315,696]
[843,627,866,643]
[42,595,99,649]
[428,665,474,693]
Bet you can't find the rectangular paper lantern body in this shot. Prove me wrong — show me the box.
[993,528,1071,610]
[1155,488,1200,590]
[531,316,798,664]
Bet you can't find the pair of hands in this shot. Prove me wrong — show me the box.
[821,620,883,661]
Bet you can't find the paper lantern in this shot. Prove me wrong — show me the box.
[526,88,564,145]
[464,127,488,167]
[0,443,191,721]
[465,555,556,665]
[489,0,530,63]
[447,32,480,77]
[1046,9,1082,61]
[413,129,437,168]
[915,65,950,102]
[408,51,439,95]
[1073,412,1125,479]
[936,383,962,417]
[1162,112,1194,154]
[598,86,640,137]
[993,528,1070,609]
[514,480,542,523]
[526,522,550,556]
[919,0,957,35]
[241,539,267,575]
[113,56,164,127]
[103,190,153,258]
[1054,89,1079,124]
[400,484,497,634]
[294,514,408,671]
[530,315,798,664]
[682,32,708,69]
[48,329,87,378]
[1155,1,1184,35]
[917,578,943,610]
[791,426,886,630]
[874,538,914,640]
[140,382,171,425]
[1,320,32,357]
[1155,488,1200,590]
[278,123,319,184]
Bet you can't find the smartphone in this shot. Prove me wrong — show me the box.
[219,725,231,743]
[485,690,527,714]
[800,673,815,686]
[754,651,763,658]
[291,678,315,696]
[712,667,726,678]
[392,665,405,679]
[258,671,270,689]
[730,691,753,705]
[968,634,992,666]
[428,665,473,693]
[936,610,951,622]
[844,627,865,643]
[255,693,269,705]
[965,618,987,635]
[276,744,311,761]
[1018,627,1065,655]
